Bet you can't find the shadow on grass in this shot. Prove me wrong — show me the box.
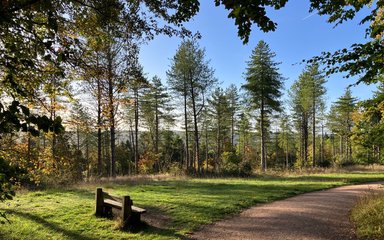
[131,221,189,240]
[2,209,97,240]
[5,208,187,240]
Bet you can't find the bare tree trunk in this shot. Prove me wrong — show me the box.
[285,137,289,169]
[300,113,308,168]
[97,78,102,176]
[129,121,135,175]
[303,113,308,167]
[183,83,189,170]
[260,99,266,172]
[191,85,200,174]
[134,87,139,174]
[76,124,80,163]
[86,135,90,178]
[192,91,201,173]
[50,96,56,158]
[331,134,335,159]
[320,124,324,164]
[312,103,316,167]
[107,50,116,178]
[231,113,235,147]
[243,133,246,159]
[339,136,343,158]
[275,131,279,164]
[216,122,221,173]
[205,115,209,173]
[155,95,159,154]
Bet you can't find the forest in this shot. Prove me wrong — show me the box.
[1,0,383,188]
[1,1,384,239]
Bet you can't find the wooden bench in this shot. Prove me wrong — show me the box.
[95,188,146,227]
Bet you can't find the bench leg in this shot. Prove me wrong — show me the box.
[95,188,104,216]
[122,212,142,229]
[103,205,113,217]
[122,196,132,222]
[131,212,141,223]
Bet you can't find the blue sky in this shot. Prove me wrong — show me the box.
[139,1,377,106]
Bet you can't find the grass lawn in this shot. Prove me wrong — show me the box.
[1,172,384,240]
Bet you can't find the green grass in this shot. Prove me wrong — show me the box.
[351,190,384,240]
[1,172,384,240]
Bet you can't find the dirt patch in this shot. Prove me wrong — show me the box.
[141,206,172,229]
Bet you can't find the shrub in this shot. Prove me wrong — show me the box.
[138,151,160,174]
[221,151,240,173]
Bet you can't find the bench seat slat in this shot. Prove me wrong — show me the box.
[132,206,146,213]
[103,192,122,202]
[104,199,122,209]
[104,199,146,213]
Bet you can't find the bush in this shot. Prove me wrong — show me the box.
[239,161,253,176]
[0,156,19,223]
[220,151,253,176]
[168,162,184,176]
[221,151,240,173]
[138,151,160,174]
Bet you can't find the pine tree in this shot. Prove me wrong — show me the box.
[307,64,326,167]
[227,84,239,147]
[242,40,284,172]
[328,89,357,163]
[289,64,326,167]
[141,76,174,172]
[167,39,216,173]
[278,113,293,169]
[207,87,231,172]
[352,84,384,163]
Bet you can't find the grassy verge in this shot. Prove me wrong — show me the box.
[1,172,384,240]
[351,190,384,239]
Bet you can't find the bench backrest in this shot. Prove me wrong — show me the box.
[103,192,123,203]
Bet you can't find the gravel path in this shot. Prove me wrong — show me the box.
[191,182,384,240]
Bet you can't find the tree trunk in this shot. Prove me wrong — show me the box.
[134,87,139,174]
[183,86,189,170]
[303,113,308,167]
[331,134,335,158]
[155,94,159,154]
[76,124,80,163]
[205,121,209,173]
[85,134,90,178]
[231,113,235,147]
[260,99,266,172]
[275,131,279,164]
[320,124,324,164]
[312,102,316,167]
[339,136,343,158]
[243,133,246,159]
[129,121,135,175]
[285,137,289,169]
[216,120,221,173]
[97,78,102,177]
[50,97,56,158]
[190,80,200,174]
[107,51,116,178]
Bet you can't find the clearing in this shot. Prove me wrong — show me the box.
[0,172,383,240]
